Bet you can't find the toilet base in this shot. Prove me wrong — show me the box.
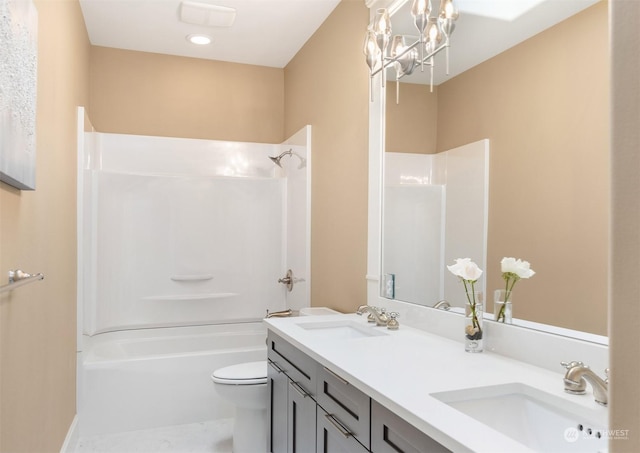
[232,406,267,453]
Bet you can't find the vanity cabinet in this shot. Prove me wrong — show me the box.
[268,332,318,453]
[268,359,289,452]
[317,365,371,450]
[371,401,450,453]
[267,330,449,453]
[316,405,369,453]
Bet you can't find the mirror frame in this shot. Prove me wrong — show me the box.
[365,0,608,346]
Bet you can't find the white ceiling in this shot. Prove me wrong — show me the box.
[79,0,601,78]
[392,0,601,85]
[79,0,342,68]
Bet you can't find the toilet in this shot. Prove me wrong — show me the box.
[212,360,268,453]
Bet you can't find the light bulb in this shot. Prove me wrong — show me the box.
[411,0,431,35]
[363,30,381,72]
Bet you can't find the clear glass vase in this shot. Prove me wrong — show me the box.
[464,291,484,353]
[494,289,513,323]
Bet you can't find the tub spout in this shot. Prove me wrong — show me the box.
[265,309,292,318]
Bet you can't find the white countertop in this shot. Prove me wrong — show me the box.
[264,313,608,453]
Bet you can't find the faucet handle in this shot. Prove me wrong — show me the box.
[561,361,584,369]
[387,312,399,330]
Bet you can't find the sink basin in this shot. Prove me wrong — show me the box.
[432,383,607,452]
[297,320,388,340]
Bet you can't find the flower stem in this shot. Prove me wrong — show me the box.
[497,275,518,323]
[464,280,481,332]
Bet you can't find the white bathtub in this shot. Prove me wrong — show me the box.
[78,322,267,437]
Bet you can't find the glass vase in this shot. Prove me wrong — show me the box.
[464,291,484,353]
[494,289,513,324]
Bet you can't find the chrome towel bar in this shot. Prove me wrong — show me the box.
[0,270,44,294]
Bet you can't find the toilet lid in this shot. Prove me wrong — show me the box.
[211,360,268,385]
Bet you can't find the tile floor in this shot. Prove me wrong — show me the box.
[74,419,233,453]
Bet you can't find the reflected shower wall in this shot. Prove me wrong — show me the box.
[80,131,310,335]
[383,139,489,307]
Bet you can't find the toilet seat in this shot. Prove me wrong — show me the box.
[212,360,267,385]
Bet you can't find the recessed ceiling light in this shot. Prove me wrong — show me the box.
[187,34,212,45]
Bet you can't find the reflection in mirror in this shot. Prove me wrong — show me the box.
[382,140,488,306]
[380,0,608,336]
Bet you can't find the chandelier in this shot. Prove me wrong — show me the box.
[364,0,459,101]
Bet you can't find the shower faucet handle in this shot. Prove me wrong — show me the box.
[277,269,295,292]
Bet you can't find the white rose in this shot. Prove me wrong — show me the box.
[501,257,535,279]
[447,258,483,282]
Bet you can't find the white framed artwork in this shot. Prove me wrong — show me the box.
[0,0,38,190]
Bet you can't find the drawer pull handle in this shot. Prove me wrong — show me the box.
[323,366,349,385]
[268,359,284,374]
[289,380,309,398]
[324,413,352,439]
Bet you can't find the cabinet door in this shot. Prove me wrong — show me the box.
[268,359,289,453]
[371,401,450,453]
[287,380,317,453]
[316,406,369,453]
[317,366,371,450]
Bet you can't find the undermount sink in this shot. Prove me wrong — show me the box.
[432,383,608,452]
[296,320,388,340]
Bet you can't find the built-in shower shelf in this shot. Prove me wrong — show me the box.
[142,293,239,302]
[170,274,214,281]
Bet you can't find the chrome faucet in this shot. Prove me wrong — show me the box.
[561,361,609,406]
[356,305,389,326]
[432,300,451,310]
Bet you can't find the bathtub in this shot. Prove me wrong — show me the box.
[78,322,267,437]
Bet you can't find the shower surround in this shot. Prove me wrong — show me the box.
[76,109,310,436]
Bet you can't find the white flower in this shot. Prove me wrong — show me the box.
[447,258,483,282]
[500,257,535,279]
[497,257,536,322]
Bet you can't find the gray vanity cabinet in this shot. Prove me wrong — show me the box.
[316,365,371,450]
[268,332,318,453]
[268,359,289,453]
[288,379,317,452]
[316,405,369,453]
[371,401,451,453]
[267,330,449,453]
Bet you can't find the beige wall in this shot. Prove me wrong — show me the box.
[436,3,609,334]
[385,82,438,154]
[0,0,90,451]
[284,0,370,313]
[89,47,284,143]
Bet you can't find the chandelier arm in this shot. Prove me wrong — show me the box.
[370,39,448,79]
[417,41,449,67]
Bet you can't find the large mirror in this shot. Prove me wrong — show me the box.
[379,0,608,336]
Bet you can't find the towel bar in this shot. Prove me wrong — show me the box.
[0,270,44,294]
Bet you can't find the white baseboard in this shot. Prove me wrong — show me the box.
[60,414,79,453]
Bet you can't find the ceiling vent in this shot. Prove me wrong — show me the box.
[179,1,237,27]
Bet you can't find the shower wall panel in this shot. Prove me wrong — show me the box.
[82,132,289,335]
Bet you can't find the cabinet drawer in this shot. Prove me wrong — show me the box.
[316,365,371,450]
[316,405,369,453]
[268,331,318,398]
[371,401,450,453]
